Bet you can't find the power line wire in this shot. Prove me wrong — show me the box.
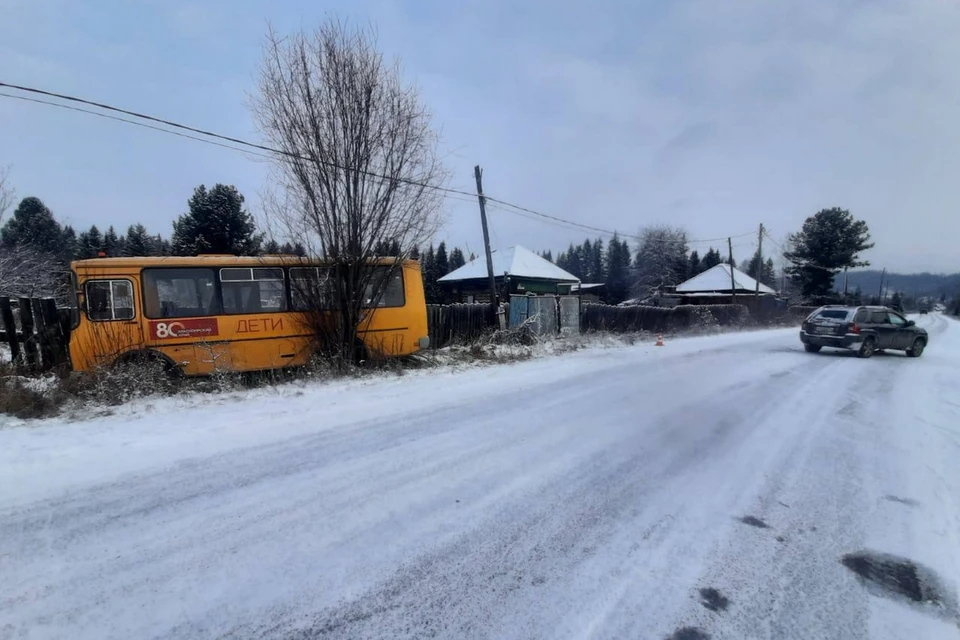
[0,92,273,161]
[0,80,483,199]
[3,83,636,236]
[0,80,757,247]
[763,230,836,272]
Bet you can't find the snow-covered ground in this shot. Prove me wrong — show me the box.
[1,315,959,639]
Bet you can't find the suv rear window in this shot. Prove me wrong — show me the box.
[815,309,849,320]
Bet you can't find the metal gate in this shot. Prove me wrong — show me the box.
[508,295,580,337]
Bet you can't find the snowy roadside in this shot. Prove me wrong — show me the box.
[3,316,958,639]
[0,326,794,509]
[0,322,758,429]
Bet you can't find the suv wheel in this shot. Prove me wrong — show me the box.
[907,337,926,358]
[858,337,877,359]
[804,344,821,353]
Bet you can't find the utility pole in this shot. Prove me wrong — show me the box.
[755,223,763,299]
[728,237,736,304]
[843,267,849,300]
[877,267,886,303]
[474,165,498,319]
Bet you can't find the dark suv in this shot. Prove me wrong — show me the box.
[799,305,928,358]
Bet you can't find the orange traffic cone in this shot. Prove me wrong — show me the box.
[655,333,664,347]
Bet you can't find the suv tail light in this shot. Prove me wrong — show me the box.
[850,323,861,334]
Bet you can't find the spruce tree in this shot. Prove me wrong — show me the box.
[435,241,449,276]
[0,196,65,257]
[701,248,722,270]
[76,225,103,259]
[103,226,120,257]
[61,225,77,261]
[604,233,631,304]
[688,250,701,276]
[448,247,466,271]
[421,244,438,303]
[587,238,604,283]
[172,184,261,255]
[784,207,873,300]
[123,224,154,256]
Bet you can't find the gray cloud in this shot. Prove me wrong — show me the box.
[1,0,958,271]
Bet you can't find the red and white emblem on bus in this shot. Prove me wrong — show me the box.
[149,318,219,340]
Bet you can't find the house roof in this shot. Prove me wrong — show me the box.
[570,283,605,291]
[438,245,580,283]
[675,263,776,294]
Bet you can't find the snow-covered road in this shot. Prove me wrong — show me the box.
[2,315,960,639]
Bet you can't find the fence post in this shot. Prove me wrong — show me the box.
[40,298,65,367]
[18,297,40,369]
[33,299,53,369]
[0,297,21,365]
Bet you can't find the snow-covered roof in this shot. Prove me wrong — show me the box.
[675,263,777,294]
[570,283,605,291]
[438,246,580,283]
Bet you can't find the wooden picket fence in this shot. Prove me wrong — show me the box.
[426,303,500,349]
[0,296,72,371]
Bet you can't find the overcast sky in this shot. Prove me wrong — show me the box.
[2,0,959,273]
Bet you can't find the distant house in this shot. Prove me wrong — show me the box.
[569,283,605,304]
[667,263,781,316]
[675,263,777,297]
[438,245,579,303]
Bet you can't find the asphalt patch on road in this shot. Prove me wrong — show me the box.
[841,550,959,622]
[698,587,729,612]
[666,627,710,640]
[737,515,770,529]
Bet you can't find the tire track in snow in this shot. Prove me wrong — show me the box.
[4,327,949,639]
[229,348,850,639]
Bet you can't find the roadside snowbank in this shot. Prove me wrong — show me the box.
[0,327,792,508]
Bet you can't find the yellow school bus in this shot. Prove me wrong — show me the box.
[67,255,429,376]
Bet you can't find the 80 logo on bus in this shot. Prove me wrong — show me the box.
[153,322,185,338]
[149,318,219,340]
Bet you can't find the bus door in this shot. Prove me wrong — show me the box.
[79,276,145,367]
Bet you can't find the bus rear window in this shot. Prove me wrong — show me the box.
[364,267,405,308]
[143,268,219,318]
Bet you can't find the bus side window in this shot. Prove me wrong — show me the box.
[143,268,219,318]
[221,268,286,314]
[289,267,336,310]
[85,280,135,321]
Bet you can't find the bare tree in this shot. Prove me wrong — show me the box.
[0,244,66,299]
[253,20,446,363]
[632,225,689,300]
